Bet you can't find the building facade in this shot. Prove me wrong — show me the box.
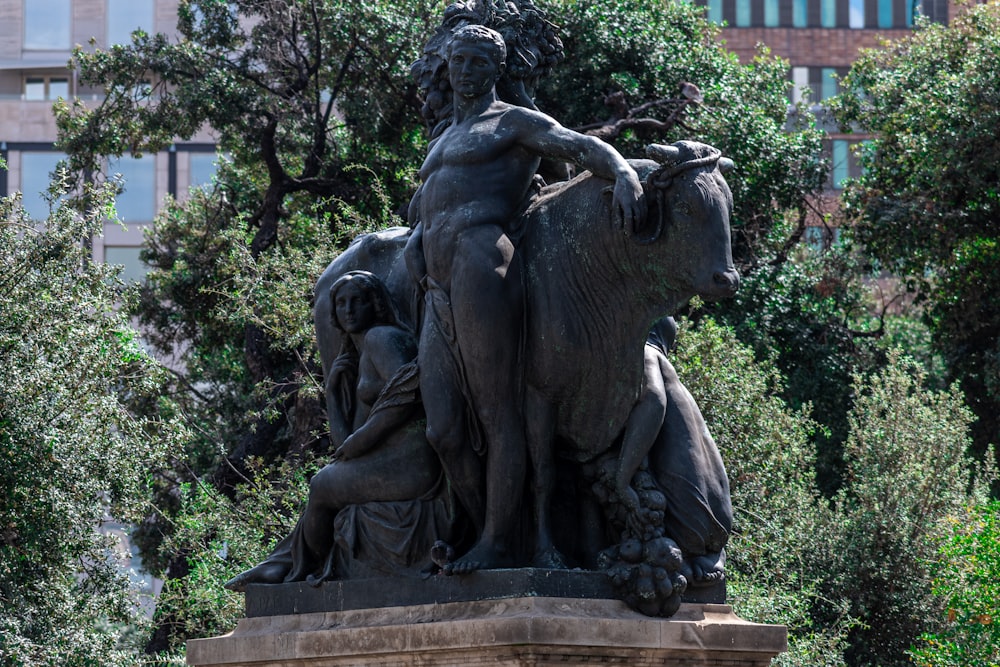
[0,0,216,279]
[692,0,979,246]
[1,0,982,260]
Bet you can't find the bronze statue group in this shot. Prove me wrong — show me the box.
[226,3,736,618]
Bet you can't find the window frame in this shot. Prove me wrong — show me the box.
[23,75,71,101]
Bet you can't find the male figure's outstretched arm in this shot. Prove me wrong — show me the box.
[510,108,646,230]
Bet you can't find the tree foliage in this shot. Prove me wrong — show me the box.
[909,500,1000,667]
[55,0,440,490]
[716,245,887,494]
[55,3,439,612]
[0,173,182,665]
[817,353,994,667]
[539,0,827,269]
[57,0,433,238]
[672,317,849,666]
[145,458,314,656]
[830,2,1000,462]
[675,323,993,667]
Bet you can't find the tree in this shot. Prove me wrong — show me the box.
[56,0,439,490]
[830,2,1000,465]
[675,319,994,667]
[671,317,850,666]
[0,169,182,665]
[715,246,889,494]
[909,500,1000,667]
[55,0,438,651]
[817,352,993,667]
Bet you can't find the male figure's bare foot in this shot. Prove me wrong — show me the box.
[690,551,726,585]
[443,541,513,575]
[532,546,570,570]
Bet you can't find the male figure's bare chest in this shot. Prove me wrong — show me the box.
[433,113,518,168]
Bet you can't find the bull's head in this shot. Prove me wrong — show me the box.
[641,142,740,301]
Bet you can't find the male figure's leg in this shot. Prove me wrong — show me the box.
[419,288,486,535]
[446,227,527,572]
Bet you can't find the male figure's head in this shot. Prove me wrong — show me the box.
[447,25,507,98]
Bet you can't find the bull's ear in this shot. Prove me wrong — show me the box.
[647,143,680,164]
[718,157,735,173]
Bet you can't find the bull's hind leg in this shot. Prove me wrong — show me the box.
[526,387,569,569]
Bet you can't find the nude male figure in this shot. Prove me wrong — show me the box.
[404,24,645,573]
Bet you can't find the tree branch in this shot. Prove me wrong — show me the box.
[573,93,698,140]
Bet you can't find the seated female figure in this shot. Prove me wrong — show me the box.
[226,271,444,590]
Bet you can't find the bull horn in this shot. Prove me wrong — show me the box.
[718,157,735,173]
[646,143,681,164]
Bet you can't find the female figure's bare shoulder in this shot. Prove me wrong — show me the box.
[362,325,417,363]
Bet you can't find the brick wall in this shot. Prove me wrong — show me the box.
[716,0,986,65]
[720,27,911,66]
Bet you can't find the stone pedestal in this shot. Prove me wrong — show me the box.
[187,571,785,667]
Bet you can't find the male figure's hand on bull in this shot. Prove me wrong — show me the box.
[612,170,646,234]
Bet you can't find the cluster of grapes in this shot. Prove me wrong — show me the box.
[592,458,689,617]
[493,1,564,85]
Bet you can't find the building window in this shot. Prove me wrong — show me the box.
[832,140,850,189]
[697,0,925,29]
[20,151,67,220]
[24,76,70,101]
[704,0,722,24]
[24,0,71,50]
[790,67,847,105]
[764,0,779,26]
[850,0,866,27]
[734,2,750,26]
[792,0,808,27]
[791,67,810,104]
[109,155,156,223]
[805,226,841,251]
[103,246,148,282]
[916,0,949,24]
[24,78,45,100]
[107,0,155,46]
[821,0,837,27]
[828,138,866,189]
[821,68,839,101]
[878,0,894,27]
[188,153,220,189]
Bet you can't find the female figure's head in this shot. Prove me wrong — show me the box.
[329,270,399,335]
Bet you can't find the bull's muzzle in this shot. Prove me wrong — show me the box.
[712,269,740,296]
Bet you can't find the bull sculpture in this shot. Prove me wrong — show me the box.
[308,139,737,616]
